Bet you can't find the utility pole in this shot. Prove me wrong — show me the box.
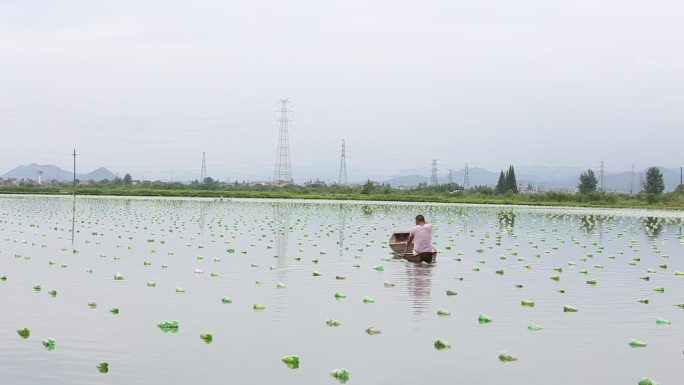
[273,99,293,184]
[200,152,207,182]
[71,148,77,245]
[430,159,438,186]
[630,163,635,195]
[72,149,77,196]
[338,139,348,186]
[599,161,605,192]
[463,163,470,190]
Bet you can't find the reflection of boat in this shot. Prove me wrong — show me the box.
[389,231,437,264]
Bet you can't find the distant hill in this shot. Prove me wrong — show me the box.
[83,167,117,181]
[1,163,116,182]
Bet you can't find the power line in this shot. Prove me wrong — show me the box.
[338,139,348,186]
[273,99,293,184]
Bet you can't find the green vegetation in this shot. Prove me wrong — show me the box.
[1,181,683,209]
[577,169,598,194]
[643,167,665,195]
[1,166,683,209]
[495,165,518,194]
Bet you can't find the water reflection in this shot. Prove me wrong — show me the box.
[70,196,76,246]
[497,209,515,235]
[404,263,433,317]
[644,217,663,239]
[273,204,290,259]
[579,214,597,232]
[199,201,209,236]
[338,206,346,256]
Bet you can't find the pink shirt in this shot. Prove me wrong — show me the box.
[410,223,433,254]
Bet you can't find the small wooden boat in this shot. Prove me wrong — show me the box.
[389,231,436,264]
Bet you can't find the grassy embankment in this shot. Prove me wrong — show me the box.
[2,184,683,209]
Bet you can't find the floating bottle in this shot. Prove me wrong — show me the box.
[281,355,300,369]
[42,338,56,351]
[330,368,350,383]
[157,320,179,332]
[437,309,451,316]
[527,323,542,331]
[629,339,647,348]
[326,319,342,327]
[498,351,518,362]
[434,338,452,350]
[96,361,109,373]
[17,327,30,339]
[365,326,382,335]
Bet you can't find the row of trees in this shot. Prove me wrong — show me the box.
[578,167,666,195]
[495,165,518,194]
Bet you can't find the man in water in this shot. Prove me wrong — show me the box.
[407,214,434,261]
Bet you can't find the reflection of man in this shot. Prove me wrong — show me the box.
[407,215,434,258]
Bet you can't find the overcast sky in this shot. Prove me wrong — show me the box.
[1,0,682,182]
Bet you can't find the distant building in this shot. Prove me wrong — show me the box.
[304,179,327,187]
[519,184,537,194]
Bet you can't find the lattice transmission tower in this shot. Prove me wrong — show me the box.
[200,152,207,182]
[338,139,348,186]
[273,99,293,184]
[430,159,438,186]
[463,163,470,190]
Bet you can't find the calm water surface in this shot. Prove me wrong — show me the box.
[1,195,682,384]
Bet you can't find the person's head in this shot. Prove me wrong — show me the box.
[415,215,425,225]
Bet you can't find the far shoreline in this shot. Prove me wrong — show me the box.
[1,189,683,212]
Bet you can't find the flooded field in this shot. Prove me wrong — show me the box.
[1,195,682,385]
